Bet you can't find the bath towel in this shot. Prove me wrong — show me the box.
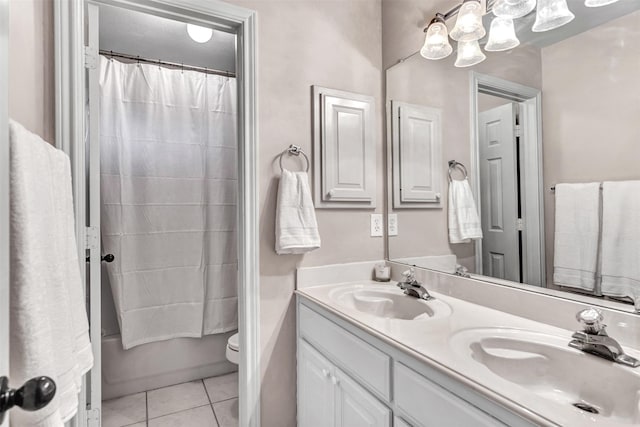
[9,120,93,426]
[552,183,600,291]
[276,169,321,254]
[600,181,640,306]
[448,179,482,244]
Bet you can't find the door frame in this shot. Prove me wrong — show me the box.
[469,72,545,286]
[0,0,9,425]
[53,1,260,426]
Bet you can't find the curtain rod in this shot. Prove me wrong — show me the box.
[99,50,236,78]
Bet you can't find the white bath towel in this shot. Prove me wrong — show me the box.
[600,181,640,305]
[276,169,321,254]
[552,183,600,291]
[9,120,93,427]
[448,179,482,244]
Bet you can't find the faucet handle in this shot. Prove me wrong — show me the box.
[576,308,605,334]
[402,268,417,284]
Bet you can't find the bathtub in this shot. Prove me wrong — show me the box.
[102,331,237,400]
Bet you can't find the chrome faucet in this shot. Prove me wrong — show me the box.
[568,308,640,368]
[397,268,434,301]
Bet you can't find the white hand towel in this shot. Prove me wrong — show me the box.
[552,183,600,291]
[600,181,640,304]
[9,120,93,427]
[448,179,482,244]
[276,169,321,254]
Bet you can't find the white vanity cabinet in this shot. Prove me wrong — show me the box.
[297,297,535,427]
[298,339,391,427]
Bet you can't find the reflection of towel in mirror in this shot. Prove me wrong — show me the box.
[600,181,640,306]
[276,169,321,254]
[448,179,482,244]
[552,183,600,291]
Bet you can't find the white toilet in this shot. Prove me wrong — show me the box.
[226,333,239,364]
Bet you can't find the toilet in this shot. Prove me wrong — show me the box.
[226,333,239,364]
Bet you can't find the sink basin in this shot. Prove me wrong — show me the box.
[328,284,451,321]
[450,328,640,425]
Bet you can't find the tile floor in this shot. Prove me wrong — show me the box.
[102,372,238,427]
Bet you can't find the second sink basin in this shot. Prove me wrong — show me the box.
[450,328,640,425]
[328,284,451,321]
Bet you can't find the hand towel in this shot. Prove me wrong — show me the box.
[552,183,600,291]
[276,169,321,254]
[9,120,93,426]
[600,181,640,304]
[448,179,483,244]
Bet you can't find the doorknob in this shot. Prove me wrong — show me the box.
[85,253,115,263]
[0,376,57,423]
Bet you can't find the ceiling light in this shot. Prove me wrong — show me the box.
[450,0,486,42]
[485,17,520,51]
[420,14,454,60]
[585,0,619,6]
[493,0,537,19]
[187,24,213,43]
[454,40,486,67]
[532,0,575,32]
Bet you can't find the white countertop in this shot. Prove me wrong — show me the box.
[296,281,640,427]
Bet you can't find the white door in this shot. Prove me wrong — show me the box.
[0,0,9,424]
[333,369,391,427]
[478,103,520,282]
[298,340,335,427]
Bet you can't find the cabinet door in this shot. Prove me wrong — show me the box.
[298,340,335,427]
[334,368,391,427]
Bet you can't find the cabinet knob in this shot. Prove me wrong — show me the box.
[331,376,340,386]
[321,369,330,378]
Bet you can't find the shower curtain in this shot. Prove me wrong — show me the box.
[99,56,238,349]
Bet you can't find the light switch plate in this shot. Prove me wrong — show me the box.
[370,214,383,237]
[388,214,398,236]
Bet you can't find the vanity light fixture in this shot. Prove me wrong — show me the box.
[450,0,486,42]
[454,40,486,67]
[493,0,537,19]
[585,0,619,6]
[186,24,213,43]
[485,17,520,51]
[531,0,575,32]
[420,14,453,60]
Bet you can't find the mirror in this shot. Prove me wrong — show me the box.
[386,2,640,310]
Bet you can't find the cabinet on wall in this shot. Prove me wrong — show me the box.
[297,298,537,427]
[390,101,443,209]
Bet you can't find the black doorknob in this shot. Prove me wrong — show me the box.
[0,376,56,423]
[85,253,115,263]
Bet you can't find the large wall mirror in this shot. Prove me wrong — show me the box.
[386,1,640,311]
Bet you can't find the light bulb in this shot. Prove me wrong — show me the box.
[493,0,536,19]
[585,0,619,6]
[187,24,213,43]
[532,0,575,32]
[420,14,453,60]
[485,17,520,51]
[455,40,486,67]
[450,0,486,42]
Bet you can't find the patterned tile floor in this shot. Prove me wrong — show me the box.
[102,372,238,427]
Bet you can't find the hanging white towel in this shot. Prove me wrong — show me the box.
[276,169,321,254]
[9,120,93,427]
[99,57,238,349]
[600,181,640,305]
[552,183,600,291]
[448,179,482,244]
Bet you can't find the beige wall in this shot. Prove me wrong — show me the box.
[541,10,640,286]
[386,46,542,271]
[9,0,55,143]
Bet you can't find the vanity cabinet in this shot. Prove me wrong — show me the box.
[298,339,391,427]
[297,298,532,427]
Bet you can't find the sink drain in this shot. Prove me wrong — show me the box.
[572,402,599,414]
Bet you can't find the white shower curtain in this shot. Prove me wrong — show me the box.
[99,56,238,349]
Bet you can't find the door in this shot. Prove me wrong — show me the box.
[298,340,334,427]
[333,368,391,427]
[478,103,520,282]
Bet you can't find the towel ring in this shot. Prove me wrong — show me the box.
[279,145,310,173]
[448,160,468,182]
